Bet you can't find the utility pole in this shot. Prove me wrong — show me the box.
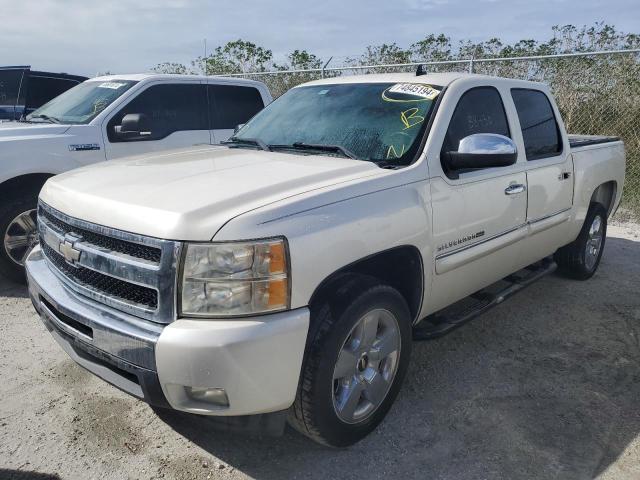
[203,38,208,75]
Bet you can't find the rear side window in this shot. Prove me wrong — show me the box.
[208,84,264,129]
[0,69,26,107]
[511,89,562,160]
[25,76,81,109]
[441,86,510,156]
[108,83,207,142]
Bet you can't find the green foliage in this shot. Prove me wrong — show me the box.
[283,50,323,70]
[193,39,274,75]
[151,62,192,74]
[347,43,411,68]
[411,34,452,62]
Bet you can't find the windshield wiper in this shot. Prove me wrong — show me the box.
[222,137,270,152]
[27,114,61,124]
[272,142,360,160]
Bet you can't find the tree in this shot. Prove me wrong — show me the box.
[195,39,274,75]
[348,43,411,67]
[286,49,323,70]
[411,34,452,62]
[151,62,191,74]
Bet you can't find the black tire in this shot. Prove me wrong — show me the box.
[0,194,39,284]
[554,203,608,280]
[289,275,412,447]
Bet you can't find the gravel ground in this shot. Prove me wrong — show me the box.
[1,223,639,480]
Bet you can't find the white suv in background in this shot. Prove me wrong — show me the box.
[0,74,272,281]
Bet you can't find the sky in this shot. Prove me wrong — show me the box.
[1,0,638,77]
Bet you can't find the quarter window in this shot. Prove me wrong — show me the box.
[108,83,208,142]
[511,89,562,160]
[208,85,264,130]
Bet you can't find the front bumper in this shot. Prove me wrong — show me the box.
[26,245,310,416]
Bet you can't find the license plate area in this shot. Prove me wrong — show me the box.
[40,296,93,340]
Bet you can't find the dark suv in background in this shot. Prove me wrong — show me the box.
[0,66,87,121]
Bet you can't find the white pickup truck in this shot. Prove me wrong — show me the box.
[26,71,625,447]
[0,73,271,281]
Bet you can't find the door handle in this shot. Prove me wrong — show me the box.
[505,184,526,195]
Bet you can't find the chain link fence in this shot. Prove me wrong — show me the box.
[220,50,640,218]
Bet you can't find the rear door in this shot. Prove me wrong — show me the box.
[511,88,573,221]
[104,81,210,159]
[207,83,266,143]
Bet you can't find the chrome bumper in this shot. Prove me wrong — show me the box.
[27,245,170,406]
[27,245,310,416]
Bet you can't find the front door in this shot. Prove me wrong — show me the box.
[103,81,210,159]
[429,86,528,312]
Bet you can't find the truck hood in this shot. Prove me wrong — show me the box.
[0,121,70,139]
[41,146,383,240]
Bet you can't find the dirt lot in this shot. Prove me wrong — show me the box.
[0,223,639,480]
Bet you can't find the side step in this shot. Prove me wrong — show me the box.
[413,257,557,340]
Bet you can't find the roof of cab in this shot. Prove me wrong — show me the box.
[87,72,267,88]
[297,71,544,89]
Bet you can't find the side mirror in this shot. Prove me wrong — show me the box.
[444,133,517,171]
[114,113,152,139]
[233,123,245,135]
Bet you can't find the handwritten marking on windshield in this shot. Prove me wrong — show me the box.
[400,108,425,130]
[386,143,406,159]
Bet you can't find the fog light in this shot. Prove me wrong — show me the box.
[184,386,230,407]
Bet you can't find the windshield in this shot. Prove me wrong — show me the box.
[25,79,137,125]
[234,82,442,165]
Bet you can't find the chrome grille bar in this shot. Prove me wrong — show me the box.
[37,201,180,324]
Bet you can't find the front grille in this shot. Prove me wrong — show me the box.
[37,201,179,323]
[39,206,161,263]
[41,242,158,309]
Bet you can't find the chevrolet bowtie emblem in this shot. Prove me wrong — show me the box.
[59,239,81,265]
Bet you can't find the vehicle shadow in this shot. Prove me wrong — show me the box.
[156,235,640,479]
[0,470,61,480]
[0,276,29,298]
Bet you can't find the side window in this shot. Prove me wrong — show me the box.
[107,83,207,142]
[441,86,510,156]
[208,84,264,130]
[0,69,26,108]
[511,89,562,160]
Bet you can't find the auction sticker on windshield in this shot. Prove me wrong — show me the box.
[97,82,128,90]
[382,83,439,102]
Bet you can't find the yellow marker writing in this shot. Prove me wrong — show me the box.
[386,144,406,159]
[400,108,425,130]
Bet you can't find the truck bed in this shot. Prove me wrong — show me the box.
[568,134,620,149]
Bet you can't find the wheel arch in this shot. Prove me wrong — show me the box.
[308,245,424,324]
[589,180,617,216]
[0,173,54,202]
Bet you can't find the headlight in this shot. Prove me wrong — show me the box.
[180,238,289,317]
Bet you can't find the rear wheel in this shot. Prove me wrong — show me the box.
[289,276,412,447]
[0,195,39,283]
[554,203,607,280]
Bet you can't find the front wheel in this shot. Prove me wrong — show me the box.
[289,276,412,447]
[554,203,608,280]
[0,195,39,283]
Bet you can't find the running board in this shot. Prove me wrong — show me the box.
[413,258,557,340]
